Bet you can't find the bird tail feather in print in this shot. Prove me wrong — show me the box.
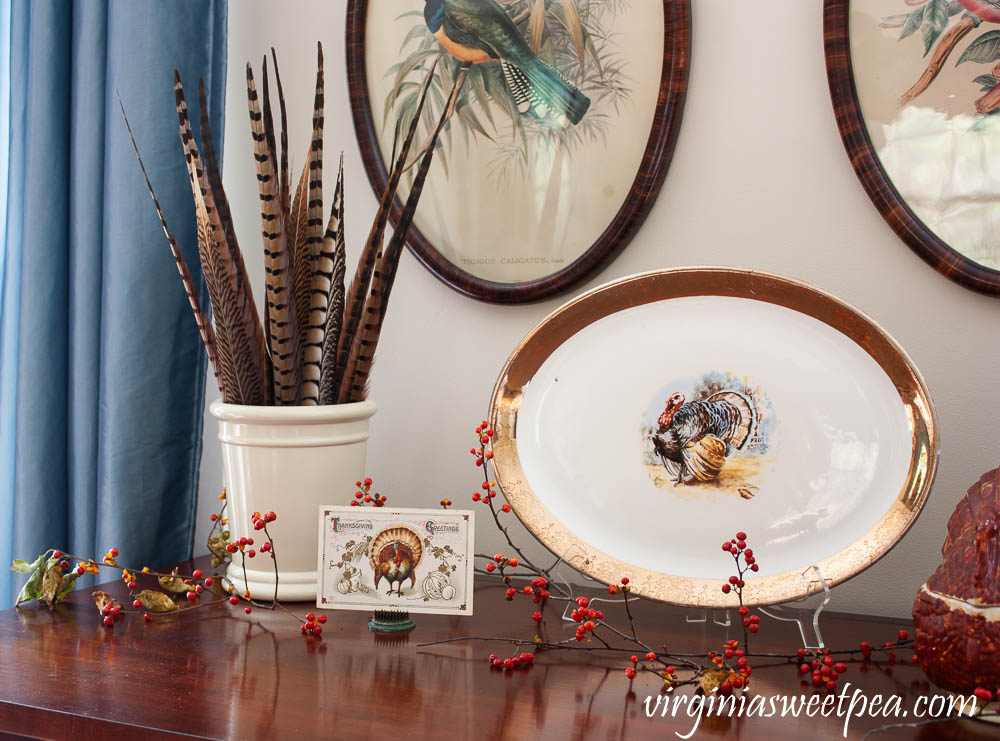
[705,391,755,450]
[501,57,590,125]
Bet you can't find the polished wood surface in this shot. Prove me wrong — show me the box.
[0,557,996,740]
[345,1,690,304]
[824,0,1000,297]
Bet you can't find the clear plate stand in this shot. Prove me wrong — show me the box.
[755,565,832,651]
[685,566,831,650]
[541,545,831,651]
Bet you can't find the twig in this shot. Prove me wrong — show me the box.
[899,14,976,107]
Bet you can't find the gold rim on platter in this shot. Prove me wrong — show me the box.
[488,267,938,607]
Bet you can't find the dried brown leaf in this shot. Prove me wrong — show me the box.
[699,668,731,695]
[136,590,180,613]
[41,565,64,608]
[91,591,122,615]
[157,567,189,594]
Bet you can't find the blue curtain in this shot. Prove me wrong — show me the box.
[0,0,227,604]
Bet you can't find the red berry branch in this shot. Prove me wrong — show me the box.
[350,477,386,507]
[10,492,322,638]
[417,419,925,702]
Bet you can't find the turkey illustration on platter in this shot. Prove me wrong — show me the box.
[642,373,776,500]
[370,527,424,596]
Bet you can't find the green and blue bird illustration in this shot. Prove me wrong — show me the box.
[424,0,591,125]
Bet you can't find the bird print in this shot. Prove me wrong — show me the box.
[370,527,424,596]
[652,390,756,485]
[424,0,591,125]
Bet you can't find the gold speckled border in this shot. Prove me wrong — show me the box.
[488,268,938,607]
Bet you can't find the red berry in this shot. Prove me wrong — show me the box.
[195,584,205,594]
[620,577,629,585]
[248,550,256,558]
[254,520,265,530]
[204,577,213,587]
[728,576,739,585]
[748,624,759,633]
[505,588,516,598]
[799,663,810,673]
[127,581,137,590]
[826,680,837,691]
[144,613,152,623]
[306,612,315,621]
[472,493,481,502]
[363,478,372,486]
[245,607,252,614]
[229,596,239,605]
[835,662,847,673]
[109,606,120,617]
[750,564,759,572]
[736,532,747,540]
[133,599,142,609]
[102,616,114,627]
[897,629,909,642]
[532,611,542,621]
[265,512,276,522]
[364,495,371,502]
[630,655,638,663]
[186,591,197,601]
[494,554,504,562]
[508,557,518,568]
[722,542,732,551]
[260,543,271,552]
[738,606,749,617]
[744,549,753,557]
[109,548,119,557]
[192,570,203,579]
[317,615,327,624]
[501,503,511,513]
[53,550,62,558]
[76,566,85,576]
[721,584,731,594]
[625,668,636,679]
[485,562,496,572]
[974,687,994,702]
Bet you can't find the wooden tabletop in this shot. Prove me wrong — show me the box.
[0,558,996,741]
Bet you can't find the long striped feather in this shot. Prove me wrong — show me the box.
[248,61,301,404]
[175,73,270,406]
[312,155,345,405]
[291,43,325,390]
[269,48,291,225]
[339,72,458,403]
[118,93,224,397]
[329,60,438,403]
[196,78,273,405]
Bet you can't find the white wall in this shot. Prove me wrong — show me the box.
[197,0,1000,618]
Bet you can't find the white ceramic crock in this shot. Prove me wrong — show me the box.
[209,399,377,601]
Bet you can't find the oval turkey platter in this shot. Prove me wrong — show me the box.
[489,268,937,607]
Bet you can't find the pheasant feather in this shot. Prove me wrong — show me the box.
[329,61,438,403]
[313,155,346,405]
[289,43,325,381]
[340,70,458,403]
[248,60,301,404]
[175,73,271,406]
[118,94,224,397]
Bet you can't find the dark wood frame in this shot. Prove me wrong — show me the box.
[824,0,1000,297]
[345,0,691,304]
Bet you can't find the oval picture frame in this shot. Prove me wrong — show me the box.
[346,0,691,303]
[824,0,1000,296]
